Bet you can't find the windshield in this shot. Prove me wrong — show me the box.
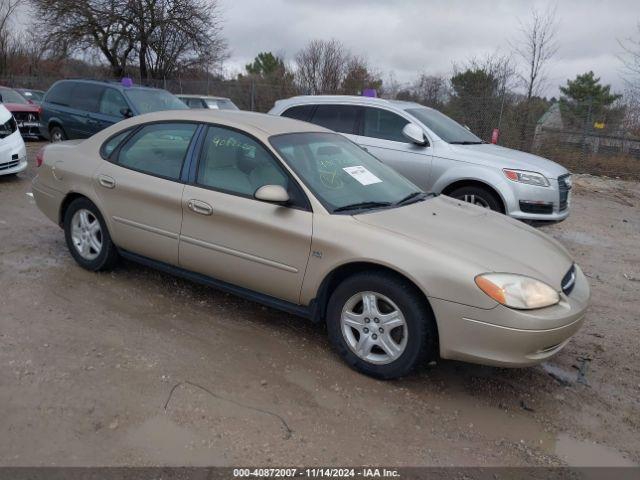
[406,107,483,144]
[0,87,28,104]
[270,132,424,213]
[124,89,188,114]
[205,98,238,110]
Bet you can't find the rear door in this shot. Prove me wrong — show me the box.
[308,104,361,144]
[357,106,433,190]
[179,125,312,303]
[94,122,199,265]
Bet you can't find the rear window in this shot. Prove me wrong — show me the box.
[0,87,28,105]
[309,105,359,134]
[281,105,315,122]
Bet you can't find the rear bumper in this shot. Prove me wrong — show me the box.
[430,266,589,367]
[32,175,65,225]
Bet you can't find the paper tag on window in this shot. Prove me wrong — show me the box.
[343,166,382,186]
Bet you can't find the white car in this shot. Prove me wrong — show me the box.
[0,104,27,176]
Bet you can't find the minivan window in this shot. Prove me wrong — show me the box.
[99,88,129,117]
[310,105,359,134]
[282,105,315,122]
[362,107,410,143]
[116,123,197,180]
[124,89,187,114]
[70,83,105,113]
[45,82,72,106]
[406,107,483,144]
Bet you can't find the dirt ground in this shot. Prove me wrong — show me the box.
[0,141,639,468]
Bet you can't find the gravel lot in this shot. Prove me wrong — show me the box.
[1,141,639,467]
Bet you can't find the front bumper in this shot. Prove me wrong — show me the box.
[0,131,28,175]
[505,176,571,222]
[430,265,589,367]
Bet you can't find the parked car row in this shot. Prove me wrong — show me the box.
[30,108,589,379]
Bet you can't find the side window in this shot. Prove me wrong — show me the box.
[281,105,314,122]
[116,123,197,180]
[362,107,410,143]
[100,129,131,159]
[70,84,105,113]
[99,88,129,117]
[197,126,288,197]
[45,82,72,106]
[188,98,206,109]
[310,105,359,134]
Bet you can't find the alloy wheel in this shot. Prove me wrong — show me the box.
[340,291,408,365]
[70,209,102,260]
[457,193,491,208]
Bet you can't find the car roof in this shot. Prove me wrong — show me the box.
[113,109,331,137]
[178,94,231,101]
[53,78,166,92]
[274,95,424,110]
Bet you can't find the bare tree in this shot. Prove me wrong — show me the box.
[619,22,640,94]
[29,0,227,80]
[340,55,382,95]
[295,39,349,94]
[512,5,559,101]
[0,0,23,74]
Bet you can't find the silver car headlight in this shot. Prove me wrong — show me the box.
[475,273,559,309]
[503,169,550,187]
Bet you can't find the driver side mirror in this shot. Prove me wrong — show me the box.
[254,184,290,204]
[402,123,428,146]
[119,107,134,118]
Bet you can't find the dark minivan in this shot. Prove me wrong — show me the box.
[39,79,188,141]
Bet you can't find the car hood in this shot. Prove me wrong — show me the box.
[3,103,40,113]
[353,195,573,289]
[445,143,569,179]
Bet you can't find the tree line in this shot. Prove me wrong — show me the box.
[1,1,639,143]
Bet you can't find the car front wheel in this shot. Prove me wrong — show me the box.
[50,126,66,143]
[326,271,437,379]
[448,185,502,212]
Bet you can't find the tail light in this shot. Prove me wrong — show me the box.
[37,105,43,116]
[35,147,45,167]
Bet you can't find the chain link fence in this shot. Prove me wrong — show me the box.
[3,75,639,180]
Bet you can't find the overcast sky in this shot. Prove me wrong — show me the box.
[218,0,640,97]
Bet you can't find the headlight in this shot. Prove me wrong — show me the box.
[475,273,559,309]
[503,169,550,187]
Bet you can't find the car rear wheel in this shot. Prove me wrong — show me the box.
[326,271,437,379]
[448,185,502,212]
[50,126,66,143]
[63,198,118,271]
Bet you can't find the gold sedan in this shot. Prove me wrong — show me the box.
[32,110,589,379]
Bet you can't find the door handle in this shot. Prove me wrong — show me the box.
[98,175,116,189]
[187,199,213,216]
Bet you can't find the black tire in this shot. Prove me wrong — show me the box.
[326,271,438,379]
[447,185,503,212]
[50,125,66,143]
[63,197,118,271]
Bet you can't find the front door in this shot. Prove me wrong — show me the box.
[94,122,199,265]
[179,125,313,304]
[357,106,433,191]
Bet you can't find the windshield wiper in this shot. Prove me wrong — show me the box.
[394,191,428,206]
[333,201,392,213]
[449,141,484,145]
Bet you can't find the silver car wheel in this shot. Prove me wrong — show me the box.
[458,194,491,208]
[51,130,63,142]
[341,291,408,365]
[70,209,102,260]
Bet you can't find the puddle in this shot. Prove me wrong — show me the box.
[555,433,636,466]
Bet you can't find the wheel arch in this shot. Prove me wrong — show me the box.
[313,262,436,326]
[441,179,506,213]
[58,191,96,227]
